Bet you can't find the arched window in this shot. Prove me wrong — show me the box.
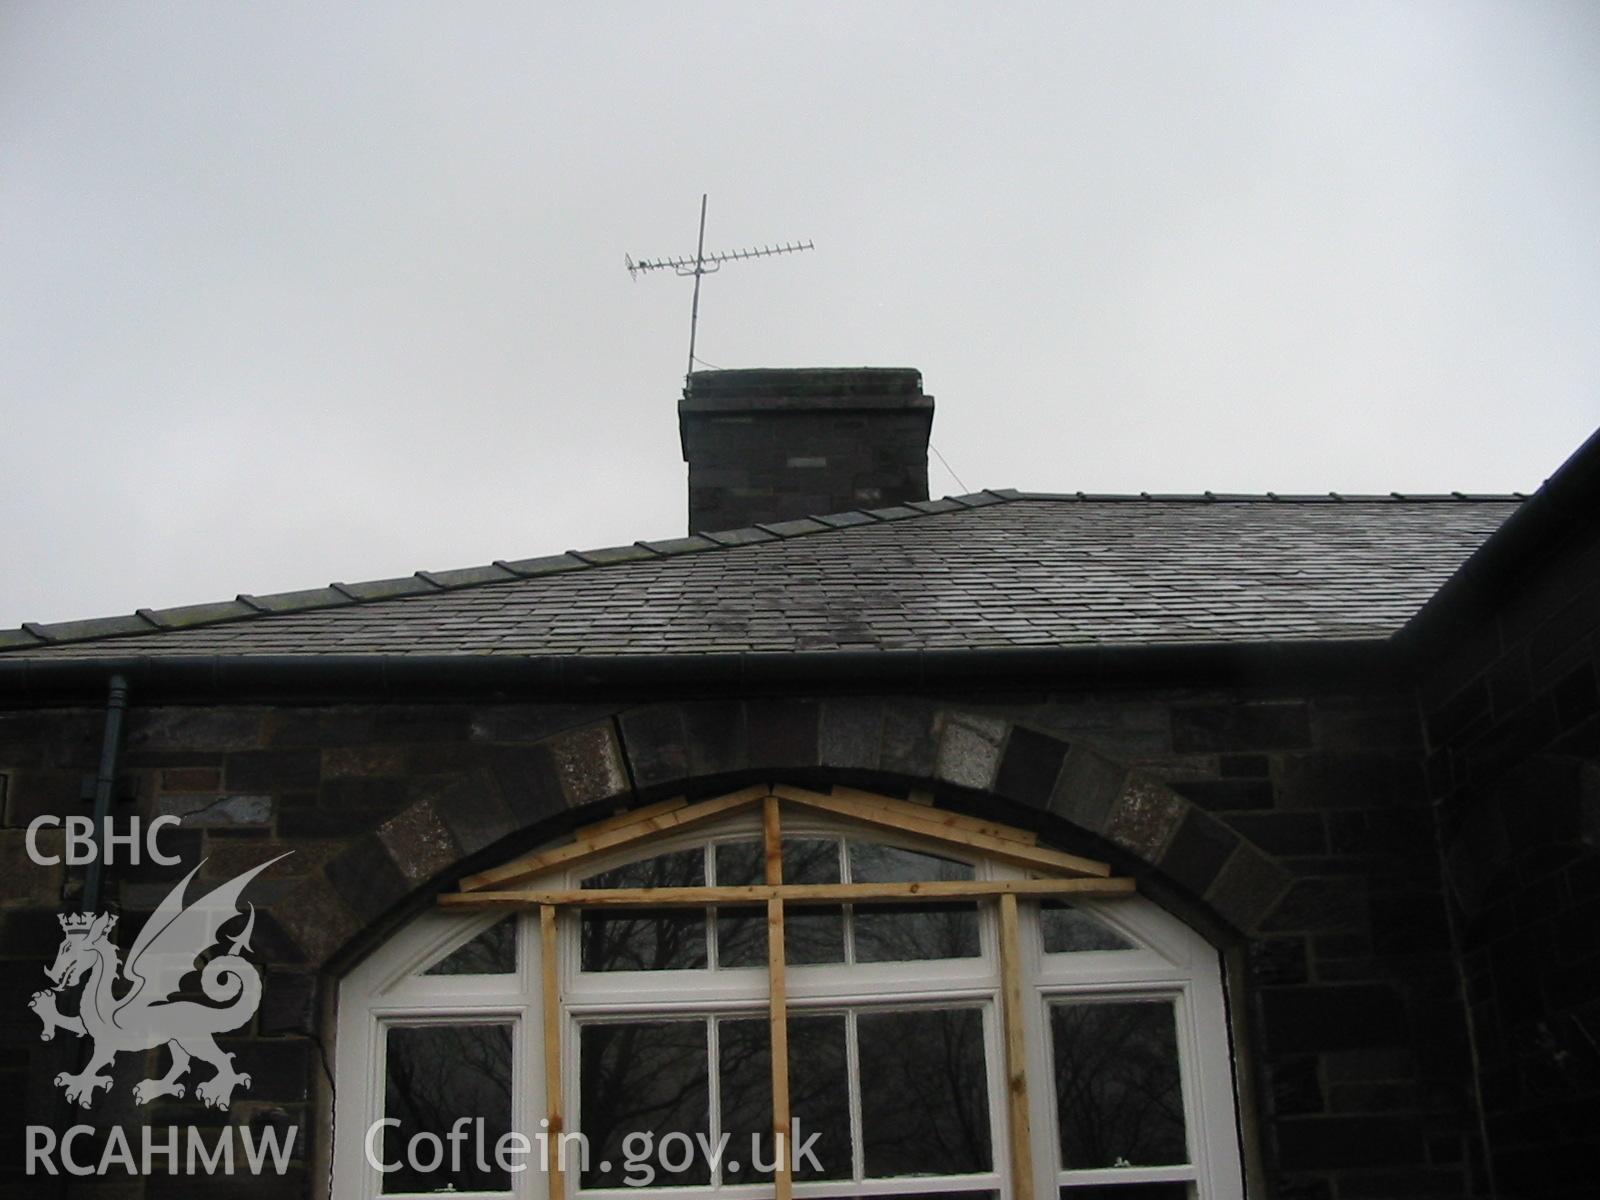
[335,785,1244,1199]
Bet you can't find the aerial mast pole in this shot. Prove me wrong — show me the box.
[627,196,813,385]
[686,193,709,379]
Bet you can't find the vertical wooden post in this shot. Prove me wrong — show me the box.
[764,795,793,1200]
[540,905,566,1200]
[998,893,1035,1200]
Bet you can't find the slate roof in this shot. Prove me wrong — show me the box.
[1,491,1522,659]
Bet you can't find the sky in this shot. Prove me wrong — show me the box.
[2,2,1598,629]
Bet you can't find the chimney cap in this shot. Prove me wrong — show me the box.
[682,367,929,413]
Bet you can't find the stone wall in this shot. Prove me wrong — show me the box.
[1419,517,1600,1199]
[0,681,1479,1197]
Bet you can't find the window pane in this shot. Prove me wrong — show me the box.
[713,841,767,968]
[716,1018,772,1183]
[581,849,707,972]
[714,837,848,966]
[1051,1002,1187,1169]
[789,1014,852,1181]
[422,916,517,975]
[786,837,846,964]
[714,1014,852,1184]
[383,1023,512,1193]
[1060,1186,1190,1199]
[849,843,980,963]
[858,1008,992,1178]
[1040,902,1135,953]
[580,1019,710,1188]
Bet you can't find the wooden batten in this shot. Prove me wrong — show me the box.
[998,893,1035,1200]
[540,905,565,1200]
[772,785,1111,878]
[459,785,770,892]
[440,876,1137,911]
[573,796,687,839]
[820,784,1039,846]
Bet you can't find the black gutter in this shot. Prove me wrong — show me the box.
[1399,423,1600,653]
[0,639,1398,704]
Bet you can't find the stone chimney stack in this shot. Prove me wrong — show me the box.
[678,367,934,533]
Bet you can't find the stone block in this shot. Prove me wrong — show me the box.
[1277,753,1418,811]
[1274,1115,1424,1171]
[481,746,565,826]
[0,830,63,905]
[264,707,376,748]
[1104,775,1186,862]
[1048,746,1126,834]
[994,726,1069,811]
[372,706,471,743]
[1,770,86,824]
[377,800,460,886]
[684,702,748,778]
[543,722,631,809]
[0,907,69,958]
[1172,778,1276,811]
[1205,842,1293,933]
[879,701,939,779]
[1250,938,1310,987]
[1261,985,1408,1054]
[1226,812,1327,857]
[745,700,819,769]
[470,703,618,744]
[321,744,409,779]
[223,750,320,793]
[157,794,273,828]
[1171,701,1312,753]
[324,835,411,926]
[123,708,266,753]
[159,767,221,792]
[270,874,363,967]
[933,712,1007,791]
[216,1036,311,1103]
[1269,1054,1325,1115]
[1158,808,1240,897]
[420,773,521,858]
[617,705,689,790]
[818,697,884,769]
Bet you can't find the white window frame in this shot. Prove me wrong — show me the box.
[334,790,1245,1200]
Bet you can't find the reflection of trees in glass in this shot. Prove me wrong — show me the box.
[423,916,517,974]
[383,1023,512,1193]
[1051,1003,1187,1169]
[786,1014,852,1180]
[716,1018,773,1181]
[718,837,848,966]
[1039,902,1135,954]
[580,1019,711,1187]
[851,843,980,963]
[858,1008,992,1178]
[581,850,708,971]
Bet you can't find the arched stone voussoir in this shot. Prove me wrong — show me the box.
[279,701,1293,969]
[608,698,1293,936]
[272,719,636,969]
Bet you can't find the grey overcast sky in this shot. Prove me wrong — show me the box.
[3,3,1598,630]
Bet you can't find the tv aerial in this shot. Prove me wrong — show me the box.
[627,194,813,379]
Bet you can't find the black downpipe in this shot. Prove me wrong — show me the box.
[81,673,128,915]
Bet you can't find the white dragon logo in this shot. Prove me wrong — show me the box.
[29,853,289,1110]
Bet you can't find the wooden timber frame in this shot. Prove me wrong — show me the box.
[444,783,1137,1200]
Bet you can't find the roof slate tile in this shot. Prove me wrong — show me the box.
[2,495,1522,660]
